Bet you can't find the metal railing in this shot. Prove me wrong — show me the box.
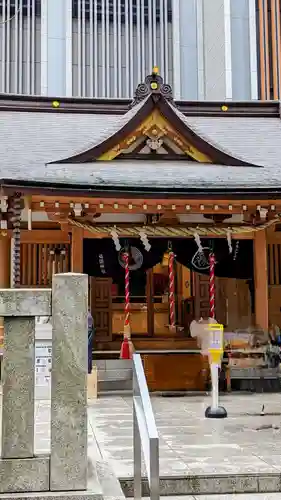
[133,353,159,500]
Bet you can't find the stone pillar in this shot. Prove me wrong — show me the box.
[0,289,51,461]
[50,273,88,491]
[254,230,268,330]
[2,317,35,458]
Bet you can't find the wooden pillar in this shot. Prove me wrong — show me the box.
[146,269,154,336]
[254,230,268,330]
[0,236,10,345]
[71,227,83,273]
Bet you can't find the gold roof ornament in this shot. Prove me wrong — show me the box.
[131,69,174,106]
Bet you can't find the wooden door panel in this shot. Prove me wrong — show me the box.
[91,277,112,341]
[194,272,210,319]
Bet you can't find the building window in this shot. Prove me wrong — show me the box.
[72,0,172,24]
[0,0,41,17]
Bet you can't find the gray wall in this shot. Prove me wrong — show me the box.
[230,0,258,100]
[202,0,230,100]
[177,0,258,101]
[178,0,198,100]
[41,0,72,97]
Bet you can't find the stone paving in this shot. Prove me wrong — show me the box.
[34,392,281,479]
[165,496,281,499]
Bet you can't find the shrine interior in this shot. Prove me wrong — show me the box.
[84,236,255,347]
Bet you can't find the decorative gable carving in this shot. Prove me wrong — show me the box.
[98,109,212,162]
[51,69,256,168]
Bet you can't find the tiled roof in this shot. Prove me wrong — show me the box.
[169,101,281,168]
[1,102,281,192]
[0,161,277,192]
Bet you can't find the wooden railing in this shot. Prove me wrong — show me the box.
[20,242,71,287]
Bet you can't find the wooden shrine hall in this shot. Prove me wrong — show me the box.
[1,69,281,390]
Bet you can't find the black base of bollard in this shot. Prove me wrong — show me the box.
[205,405,228,419]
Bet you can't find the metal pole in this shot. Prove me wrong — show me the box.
[149,437,160,500]
[133,403,142,500]
[210,362,219,410]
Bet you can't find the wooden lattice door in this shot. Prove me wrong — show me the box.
[90,277,112,341]
[21,242,71,287]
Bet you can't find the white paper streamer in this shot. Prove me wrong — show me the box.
[110,229,121,251]
[226,229,232,254]
[98,253,106,274]
[194,231,203,253]
[139,230,151,252]
[233,241,239,261]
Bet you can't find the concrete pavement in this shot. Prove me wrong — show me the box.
[34,393,281,496]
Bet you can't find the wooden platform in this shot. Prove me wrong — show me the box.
[94,337,209,391]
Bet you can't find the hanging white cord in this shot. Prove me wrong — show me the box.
[0,5,22,24]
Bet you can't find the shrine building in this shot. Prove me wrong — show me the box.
[1,70,281,390]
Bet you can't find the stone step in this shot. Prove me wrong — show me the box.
[93,359,132,392]
[119,472,281,497]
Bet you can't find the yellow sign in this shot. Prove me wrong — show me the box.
[208,323,224,364]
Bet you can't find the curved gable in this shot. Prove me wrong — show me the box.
[50,71,257,168]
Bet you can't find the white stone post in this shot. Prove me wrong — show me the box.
[50,273,88,491]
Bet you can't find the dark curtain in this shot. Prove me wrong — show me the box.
[84,237,253,280]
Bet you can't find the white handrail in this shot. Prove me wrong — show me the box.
[133,353,159,500]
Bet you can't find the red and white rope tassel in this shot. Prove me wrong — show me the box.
[209,250,215,319]
[120,251,134,359]
[124,252,130,328]
[169,250,176,332]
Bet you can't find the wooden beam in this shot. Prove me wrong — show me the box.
[31,195,281,208]
[254,229,268,330]
[20,230,70,244]
[0,236,10,345]
[71,227,83,273]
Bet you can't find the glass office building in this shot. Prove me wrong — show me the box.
[0,0,272,101]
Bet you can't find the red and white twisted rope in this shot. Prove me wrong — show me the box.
[169,251,175,327]
[124,252,130,326]
[209,251,215,319]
